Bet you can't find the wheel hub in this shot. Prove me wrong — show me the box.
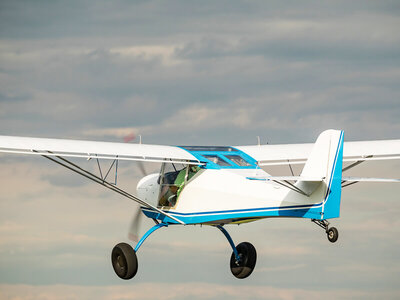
[117,255,126,270]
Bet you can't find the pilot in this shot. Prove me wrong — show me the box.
[175,165,199,198]
[159,165,200,207]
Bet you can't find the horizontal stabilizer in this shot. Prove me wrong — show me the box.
[342,177,400,183]
[247,176,323,181]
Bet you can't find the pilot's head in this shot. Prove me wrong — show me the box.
[189,165,198,172]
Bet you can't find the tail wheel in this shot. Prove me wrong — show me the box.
[327,227,339,243]
[230,242,257,279]
[111,242,138,280]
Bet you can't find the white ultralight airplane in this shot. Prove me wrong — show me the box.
[1,129,400,279]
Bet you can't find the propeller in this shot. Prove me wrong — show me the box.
[136,160,147,177]
[123,133,149,243]
[128,203,143,242]
[128,160,148,242]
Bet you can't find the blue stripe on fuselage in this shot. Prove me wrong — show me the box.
[142,202,324,224]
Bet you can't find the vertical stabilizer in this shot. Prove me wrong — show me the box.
[300,130,344,219]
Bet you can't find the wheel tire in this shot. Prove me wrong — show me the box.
[111,243,138,280]
[230,242,257,279]
[327,227,339,243]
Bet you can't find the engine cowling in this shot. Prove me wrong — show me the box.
[136,173,160,207]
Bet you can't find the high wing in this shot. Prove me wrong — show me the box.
[0,135,201,164]
[0,134,205,225]
[238,133,400,191]
[237,139,400,166]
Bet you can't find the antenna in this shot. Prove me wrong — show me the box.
[257,136,261,146]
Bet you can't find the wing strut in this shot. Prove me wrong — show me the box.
[94,155,118,185]
[342,155,373,172]
[288,160,295,176]
[37,151,185,225]
[273,179,309,196]
[247,175,319,196]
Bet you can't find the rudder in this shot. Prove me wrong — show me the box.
[300,130,344,219]
[321,130,344,219]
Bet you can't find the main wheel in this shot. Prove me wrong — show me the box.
[230,242,257,279]
[111,242,138,280]
[327,227,339,243]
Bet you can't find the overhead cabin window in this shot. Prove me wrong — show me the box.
[203,155,232,167]
[180,146,236,152]
[224,155,252,167]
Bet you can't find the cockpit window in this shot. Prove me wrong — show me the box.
[224,155,252,167]
[158,163,200,208]
[203,155,232,167]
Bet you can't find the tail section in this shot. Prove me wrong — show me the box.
[300,130,344,219]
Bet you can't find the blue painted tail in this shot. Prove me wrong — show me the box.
[300,130,344,219]
[321,131,344,219]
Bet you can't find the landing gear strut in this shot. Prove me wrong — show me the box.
[312,219,339,243]
[216,225,257,279]
[111,222,168,280]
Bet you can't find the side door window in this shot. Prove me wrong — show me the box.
[158,163,185,207]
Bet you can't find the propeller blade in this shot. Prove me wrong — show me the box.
[123,132,147,177]
[137,161,148,177]
[128,204,142,242]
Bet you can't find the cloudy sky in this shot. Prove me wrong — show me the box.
[1,0,400,299]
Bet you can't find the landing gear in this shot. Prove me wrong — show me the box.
[312,219,339,243]
[327,227,339,243]
[216,225,257,279]
[111,243,138,280]
[111,222,168,280]
[112,223,258,280]
[230,242,257,279]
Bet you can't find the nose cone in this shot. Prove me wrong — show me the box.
[136,173,160,207]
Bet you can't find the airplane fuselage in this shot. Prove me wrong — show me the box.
[137,166,329,225]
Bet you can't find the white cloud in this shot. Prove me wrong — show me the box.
[110,45,184,66]
[83,127,140,139]
[258,13,400,44]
